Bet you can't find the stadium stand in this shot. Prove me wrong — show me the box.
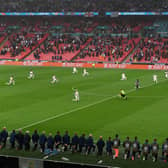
[0,0,167,12]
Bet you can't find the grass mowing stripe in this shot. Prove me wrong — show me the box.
[18,78,168,131]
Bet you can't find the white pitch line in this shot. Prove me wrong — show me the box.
[18,78,168,130]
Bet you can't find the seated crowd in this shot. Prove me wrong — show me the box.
[130,36,168,63]
[0,127,168,162]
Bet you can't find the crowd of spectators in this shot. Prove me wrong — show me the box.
[77,23,139,62]
[0,127,168,163]
[0,31,44,57]
[32,33,89,61]
[132,37,168,63]
[0,0,168,12]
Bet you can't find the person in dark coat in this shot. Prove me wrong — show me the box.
[86,134,95,155]
[106,136,113,156]
[54,131,62,149]
[79,133,86,153]
[62,131,70,151]
[47,133,54,151]
[9,130,16,149]
[24,131,31,151]
[96,136,105,156]
[71,133,79,153]
[16,129,24,150]
[0,127,8,148]
[39,131,47,153]
[32,130,39,151]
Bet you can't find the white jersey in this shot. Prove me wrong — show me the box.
[10,76,14,81]
[121,73,127,80]
[72,67,77,74]
[8,76,15,85]
[51,75,58,83]
[52,75,57,81]
[75,91,79,101]
[74,90,79,101]
[165,72,168,78]
[28,71,34,79]
[83,69,89,76]
[153,75,157,82]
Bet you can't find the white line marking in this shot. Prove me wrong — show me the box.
[18,79,168,130]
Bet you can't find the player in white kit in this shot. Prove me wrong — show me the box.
[121,73,127,80]
[165,71,168,79]
[28,70,35,79]
[153,74,158,84]
[51,75,58,84]
[72,67,78,74]
[7,76,15,85]
[72,88,80,102]
[82,68,89,77]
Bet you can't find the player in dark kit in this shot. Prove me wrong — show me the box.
[135,79,140,89]
[123,136,132,160]
[162,138,168,162]
[142,139,150,160]
[131,136,140,160]
[151,139,159,162]
[112,134,120,159]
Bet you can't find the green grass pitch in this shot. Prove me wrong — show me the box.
[0,65,168,144]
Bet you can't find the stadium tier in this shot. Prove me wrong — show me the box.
[0,0,167,12]
[1,1,168,166]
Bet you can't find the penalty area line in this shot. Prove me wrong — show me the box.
[18,78,168,130]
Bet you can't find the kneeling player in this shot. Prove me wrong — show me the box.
[121,73,127,80]
[82,68,89,77]
[153,74,158,84]
[72,67,78,74]
[7,76,15,86]
[72,88,79,102]
[51,75,58,84]
[120,89,127,100]
[28,70,35,79]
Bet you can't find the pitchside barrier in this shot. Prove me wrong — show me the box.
[0,155,112,168]
[0,60,168,70]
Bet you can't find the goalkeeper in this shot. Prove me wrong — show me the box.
[120,89,127,100]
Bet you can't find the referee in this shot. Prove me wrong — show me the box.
[120,89,127,100]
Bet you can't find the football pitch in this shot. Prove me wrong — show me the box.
[0,65,168,143]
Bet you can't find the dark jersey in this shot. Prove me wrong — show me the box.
[132,140,140,152]
[151,143,159,154]
[113,138,120,148]
[123,140,131,151]
[162,143,168,153]
[142,144,150,154]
